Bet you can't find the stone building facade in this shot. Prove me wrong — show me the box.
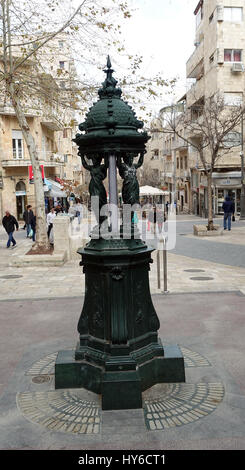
[0,33,84,221]
[155,0,245,216]
[186,0,245,215]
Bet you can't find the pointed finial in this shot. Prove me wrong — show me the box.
[107,55,112,69]
[98,55,122,99]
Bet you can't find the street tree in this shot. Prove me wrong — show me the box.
[159,93,244,230]
[0,0,174,251]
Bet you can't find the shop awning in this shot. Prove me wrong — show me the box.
[44,178,67,198]
[139,185,168,196]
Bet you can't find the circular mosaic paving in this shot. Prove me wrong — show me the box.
[25,352,59,376]
[18,347,224,434]
[16,389,101,435]
[143,382,224,430]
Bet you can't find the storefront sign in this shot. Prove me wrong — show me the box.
[217,178,240,186]
[16,190,26,196]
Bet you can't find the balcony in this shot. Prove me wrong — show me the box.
[162,145,172,156]
[41,107,63,131]
[1,150,65,168]
[164,162,174,178]
[186,76,204,108]
[186,42,204,79]
[0,103,40,117]
[171,137,188,151]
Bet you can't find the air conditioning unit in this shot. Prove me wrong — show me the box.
[231,62,244,73]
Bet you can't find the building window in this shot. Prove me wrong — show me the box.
[152,149,159,160]
[64,154,68,163]
[224,92,243,106]
[195,1,203,28]
[224,7,243,22]
[180,157,183,170]
[224,49,242,62]
[177,157,179,169]
[184,156,188,170]
[59,61,65,69]
[12,130,23,159]
[58,41,64,48]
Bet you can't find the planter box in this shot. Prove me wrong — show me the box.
[9,250,67,267]
[193,224,223,237]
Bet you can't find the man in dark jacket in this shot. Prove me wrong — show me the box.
[23,205,34,237]
[222,196,235,231]
[2,211,19,248]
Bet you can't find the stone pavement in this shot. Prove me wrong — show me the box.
[0,292,245,451]
[0,219,245,300]
[0,216,245,451]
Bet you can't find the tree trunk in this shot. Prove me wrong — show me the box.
[207,171,214,231]
[9,84,50,251]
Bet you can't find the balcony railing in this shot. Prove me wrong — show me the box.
[1,149,65,167]
[186,76,204,108]
[171,137,188,151]
[162,146,172,156]
[186,41,204,79]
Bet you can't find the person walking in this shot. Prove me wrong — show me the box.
[23,205,34,237]
[30,213,36,242]
[156,206,165,233]
[2,211,19,248]
[74,198,83,224]
[222,195,235,231]
[47,207,56,242]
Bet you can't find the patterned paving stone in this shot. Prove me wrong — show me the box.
[19,347,223,434]
[25,352,59,376]
[180,347,211,368]
[16,389,101,435]
[143,382,224,430]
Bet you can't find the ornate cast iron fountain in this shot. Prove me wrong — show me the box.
[55,57,185,410]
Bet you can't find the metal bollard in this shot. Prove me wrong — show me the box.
[162,236,169,294]
[157,250,161,289]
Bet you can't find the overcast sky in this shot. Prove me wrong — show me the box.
[120,0,198,113]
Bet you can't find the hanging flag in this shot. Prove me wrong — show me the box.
[29,165,45,183]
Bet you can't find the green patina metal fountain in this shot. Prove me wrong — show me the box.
[55,57,185,410]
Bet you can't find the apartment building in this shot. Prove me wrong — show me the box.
[161,107,192,213]
[0,34,83,221]
[160,0,245,216]
[140,118,165,189]
[186,0,245,215]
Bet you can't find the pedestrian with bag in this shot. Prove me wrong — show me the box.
[30,213,36,242]
[74,198,83,224]
[156,206,165,233]
[222,195,235,231]
[47,207,56,242]
[2,211,19,248]
[23,205,34,237]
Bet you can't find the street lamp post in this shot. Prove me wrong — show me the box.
[54,57,185,410]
